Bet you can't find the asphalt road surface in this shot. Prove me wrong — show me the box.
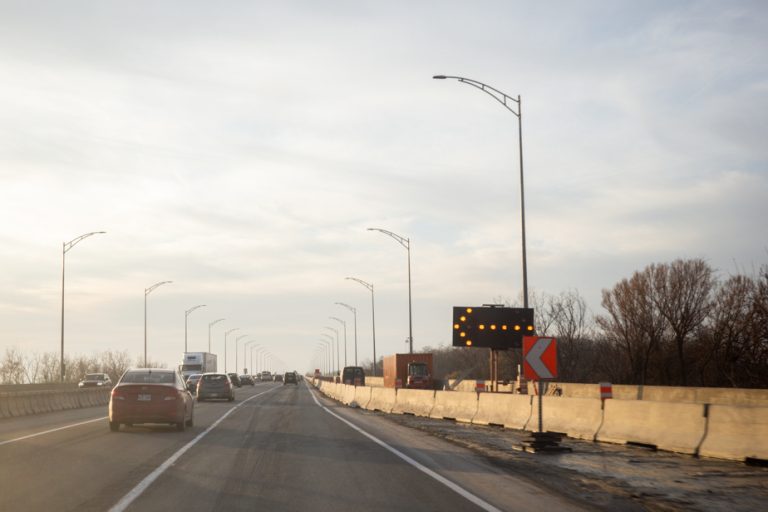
[1,381,590,512]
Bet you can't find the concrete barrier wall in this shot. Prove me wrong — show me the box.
[550,383,768,406]
[392,389,435,417]
[528,396,604,440]
[430,390,477,423]
[473,393,532,429]
[309,382,767,463]
[341,385,356,405]
[366,387,396,413]
[699,404,768,461]
[597,399,707,455]
[353,386,372,409]
[0,389,110,419]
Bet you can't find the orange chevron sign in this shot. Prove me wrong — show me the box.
[523,336,558,380]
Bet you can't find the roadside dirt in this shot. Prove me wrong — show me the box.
[371,411,768,512]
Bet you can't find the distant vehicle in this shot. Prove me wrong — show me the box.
[273,374,283,383]
[341,366,365,386]
[227,373,242,387]
[180,352,217,380]
[78,373,112,388]
[197,373,235,402]
[259,371,271,382]
[108,368,194,432]
[239,375,254,386]
[383,353,433,389]
[185,374,203,393]
[283,372,297,385]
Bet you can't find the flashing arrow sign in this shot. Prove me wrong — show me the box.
[523,336,558,380]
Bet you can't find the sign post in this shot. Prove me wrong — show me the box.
[523,336,558,432]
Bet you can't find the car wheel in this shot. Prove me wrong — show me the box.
[186,411,194,427]
[109,421,120,432]
[176,420,185,432]
[228,396,234,402]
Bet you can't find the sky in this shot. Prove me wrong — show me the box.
[1,1,766,376]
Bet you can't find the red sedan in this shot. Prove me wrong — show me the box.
[109,368,194,432]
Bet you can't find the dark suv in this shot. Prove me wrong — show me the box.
[227,373,241,387]
[341,366,365,386]
[283,372,297,385]
[197,373,235,401]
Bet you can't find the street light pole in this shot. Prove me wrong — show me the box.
[318,340,331,376]
[60,231,106,382]
[208,318,225,354]
[145,280,172,367]
[433,74,529,308]
[329,316,347,368]
[335,302,358,366]
[224,328,239,373]
[184,305,207,353]
[368,228,413,353]
[244,340,258,374]
[322,329,338,375]
[235,334,248,375]
[346,277,376,375]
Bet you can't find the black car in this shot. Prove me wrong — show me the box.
[283,372,297,385]
[227,373,241,387]
[239,375,254,386]
[197,373,235,401]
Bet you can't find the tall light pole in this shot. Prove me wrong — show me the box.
[184,304,207,353]
[145,280,172,367]
[433,74,529,308]
[251,344,264,374]
[224,328,239,373]
[336,302,358,366]
[60,230,106,381]
[329,316,347,368]
[318,340,331,376]
[346,277,377,375]
[235,334,248,375]
[368,228,413,353]
[244,340,258,374]
[322,329,338,375]
[208,318,225,354]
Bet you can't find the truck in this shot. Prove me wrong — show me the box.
[383,353,434,389]
[180,352,217,379]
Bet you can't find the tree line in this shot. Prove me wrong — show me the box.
[412,258,767,389]
[0,348,167,385]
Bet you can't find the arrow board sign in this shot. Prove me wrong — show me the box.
[523,336,558,380]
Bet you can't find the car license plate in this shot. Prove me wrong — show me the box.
[138,394,151,401]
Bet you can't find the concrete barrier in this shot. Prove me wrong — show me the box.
[430,390,478,423]
[366,387,397,413]
[0,393,11,418]
[7,394,22,417]
[352,386,372,409]
[341,385,356,405]
[473,393,533,429]
[597,399,707,455]
[21,393,34,416]
[527,397,604,440]
[699,404,768,461]
[365,376,384,387]
[392,389,435,417]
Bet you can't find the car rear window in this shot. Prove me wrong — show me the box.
[202,374,228,382]
[121,371,175,384]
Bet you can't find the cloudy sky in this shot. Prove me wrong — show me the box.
[1,1,766,375]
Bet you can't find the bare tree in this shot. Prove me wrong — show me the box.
[650,259,714,385]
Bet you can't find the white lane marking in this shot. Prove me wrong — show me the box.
[108,386,279,512]
[306,383,502,512]
[0,416,107,447]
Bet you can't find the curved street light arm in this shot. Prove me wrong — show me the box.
[367,227,409,249]
[335,302,356,313]
[146,280,172,296]
[433,75,519,117]
[185,304,207,317]
[64,231,107,253]
[346,277,373,292]
[209,318,225,328]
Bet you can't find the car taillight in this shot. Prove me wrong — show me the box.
[111,389,125,401]
[164,390,181,401]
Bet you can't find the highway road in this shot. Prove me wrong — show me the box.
[0,380,590,512]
